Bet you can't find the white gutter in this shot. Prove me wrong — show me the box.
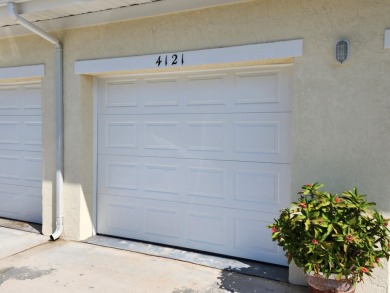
[7,2,63,240]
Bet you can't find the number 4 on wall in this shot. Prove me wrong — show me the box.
[156,54,184,67]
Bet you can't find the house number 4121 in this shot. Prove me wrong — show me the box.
[155,54,184,67]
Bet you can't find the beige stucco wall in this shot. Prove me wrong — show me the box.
[1,0,389,291]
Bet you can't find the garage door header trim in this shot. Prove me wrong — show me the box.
[0,64,45,79]
[75,39,303,75]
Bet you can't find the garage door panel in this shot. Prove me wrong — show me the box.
[24,156,43,185]
[0,183,42,223]
[0,146,41,188]
[0,86,19,112]
[186,74,227,106]
[144,207,181,239]
[0,116,41,152]
[98,113,290,163]
[0,83,41,116]
[187,166,225,200]
[144,77,181,107]
[234,71,279,105]
[22,84,42,111]
[97,66,292,115]
[105,79,138,108]
[18,186,42,223]
[24,120,42,148]
[98,155,289,213]
[186,121,225,152]
[106,202,142,234]
[0,187,18,215]
[186,210,228,248]
[144,120,180,152]
[144,164,181,196]
[233,212,283,262]
[0,152,20,181]
[97,194,286,265]
[0,121,18,145]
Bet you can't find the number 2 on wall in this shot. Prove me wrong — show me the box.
[156,54,184,67]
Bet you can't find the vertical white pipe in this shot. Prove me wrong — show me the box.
[7,2,64,240]
[51,45,64,240]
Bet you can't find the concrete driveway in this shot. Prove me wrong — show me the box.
[0,226,306,293]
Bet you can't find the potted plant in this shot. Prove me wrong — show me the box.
[268,183,390,292]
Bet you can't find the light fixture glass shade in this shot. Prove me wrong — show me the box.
[335,39,350,64]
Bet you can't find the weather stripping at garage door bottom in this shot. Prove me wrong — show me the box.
[83,234,288,282]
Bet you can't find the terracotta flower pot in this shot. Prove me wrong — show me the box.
[307,274,355,293]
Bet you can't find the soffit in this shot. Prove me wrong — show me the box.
[0,0,249,38]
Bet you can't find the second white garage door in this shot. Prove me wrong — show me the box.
[0,82,42,224]
[96,65,291,265]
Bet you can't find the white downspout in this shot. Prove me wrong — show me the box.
[7,2,63,240]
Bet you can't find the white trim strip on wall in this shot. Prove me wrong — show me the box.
[92,76,98,236]
[0,64,45,79]
[75,39,303,75]
[385,29,390,49]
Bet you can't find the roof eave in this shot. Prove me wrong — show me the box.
[0,0,249,39]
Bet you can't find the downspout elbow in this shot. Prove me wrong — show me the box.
[50,219,63,241]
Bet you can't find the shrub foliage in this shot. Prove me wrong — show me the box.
[268,183,390,283]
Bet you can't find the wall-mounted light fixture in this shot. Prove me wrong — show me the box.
[335,39,350,64]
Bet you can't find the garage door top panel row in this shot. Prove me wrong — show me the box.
[0,83,41,116]
[97,66,292,115]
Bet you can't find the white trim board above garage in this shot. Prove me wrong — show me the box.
[75,39,303,75]
[0,65,45,79]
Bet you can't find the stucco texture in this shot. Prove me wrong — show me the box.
[1,0,389,291]
[0,35,57,236]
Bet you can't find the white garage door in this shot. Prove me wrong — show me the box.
[0,82,42,224]
[97,65,291,265]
